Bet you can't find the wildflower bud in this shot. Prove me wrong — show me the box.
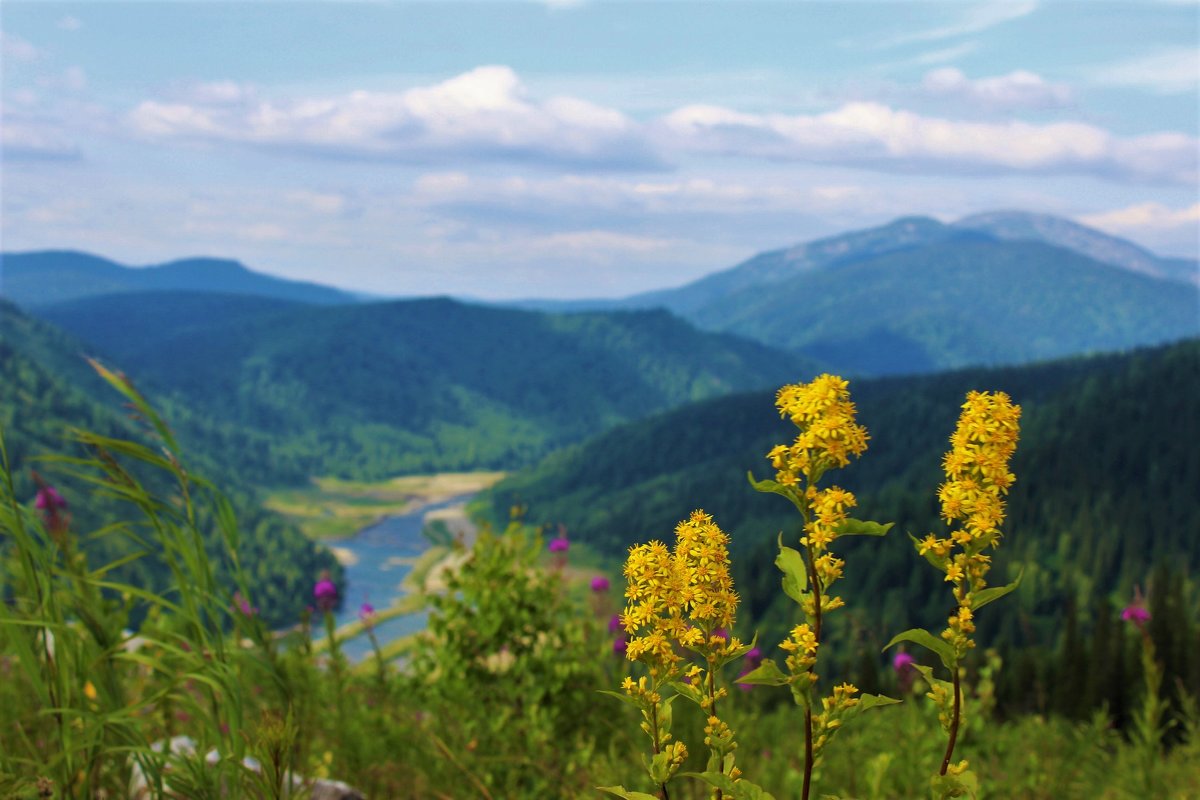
[313,573,338,613]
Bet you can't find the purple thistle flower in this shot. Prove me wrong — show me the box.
[745,647,763,665]
[1122,585,1151,629]
[612,638,627,656]
[893,652,916,672]
[232,591,257,617]
[313,576,338,612]
[608,614,623,634]
[548,537,570,553]
[359,602,376,629]
[1122,604,1151,628]
[591,576,610,592]
[35,486,67,511]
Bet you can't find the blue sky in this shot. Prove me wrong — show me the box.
[2,1,1197,299]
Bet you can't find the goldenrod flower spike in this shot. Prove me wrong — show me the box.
[611,510,755,800]
[887,389,1022,800]
[747,374,896,800]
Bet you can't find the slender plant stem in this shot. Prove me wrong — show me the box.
[940,667,962,775]
[649,701,670,800]
[801,509,823,800]
[707,665,724,800]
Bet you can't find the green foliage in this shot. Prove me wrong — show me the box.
[406,519,621,797]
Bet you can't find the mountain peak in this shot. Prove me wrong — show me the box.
[954,210,1196,285]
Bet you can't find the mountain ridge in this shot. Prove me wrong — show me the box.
[1,249,360,307]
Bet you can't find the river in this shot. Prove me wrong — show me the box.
[327,494,470,661]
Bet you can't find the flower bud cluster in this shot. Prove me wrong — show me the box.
[812,682,859,759]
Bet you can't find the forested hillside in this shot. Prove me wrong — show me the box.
[0,299,340,627]
[31,293,819,478]
[483,339,1200,716]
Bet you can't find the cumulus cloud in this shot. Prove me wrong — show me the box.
[921,67,1071,110]
[658,101,1196,184]
[119,65,1194,186]
[127,66,661,169]
[1093,47,1200,94]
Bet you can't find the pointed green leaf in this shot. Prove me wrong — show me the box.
[857,692,902,711]
[883,628,956,670]
[598,787,661,800]
[647,750,673,784]
[775,534,808,604]
[748,471,806,513]
[735,659,790,686]
[596,689,641,709]
[682,772,777,800]
[909,532,949,572]
[970,569,1023,612]
[835,518,894,537]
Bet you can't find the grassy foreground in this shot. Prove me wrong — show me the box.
[1,368,1197,799]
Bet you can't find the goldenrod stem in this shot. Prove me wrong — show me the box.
[939,667,961,775]
[802,707,814,800]
[649,702,670,800]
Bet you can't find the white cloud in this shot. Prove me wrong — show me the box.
[877,1,1038,47]
[1093,47,1200,94]
[183,80,257,105]
[57,16,83,31]
[284,190,347,215]
[412,171,883,217]
[910,43,979,66]
[0,119,81,160]
[921,67,1071,110]
[1078,202,1200,233]
[658,101,1196,184]
[127,65,660,169]
[1,32,42,63]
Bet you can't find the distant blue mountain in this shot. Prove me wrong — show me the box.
[0,250,359,307]
[507,211,1199,376]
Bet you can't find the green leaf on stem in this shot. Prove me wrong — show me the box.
[775,534,808,604]
[970,569,1023,612]
[647,750,673,784]
[682,772,778,800]
[835,518,894,537]
[735,659,790,686]
[747,471,806,514]
[856,692,902,711]
[883,628,957,670]
[596,689,641,709]
[909,533,949,572]
[597,787,661,800]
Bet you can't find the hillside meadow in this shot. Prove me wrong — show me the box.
[1,349,1198,799]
